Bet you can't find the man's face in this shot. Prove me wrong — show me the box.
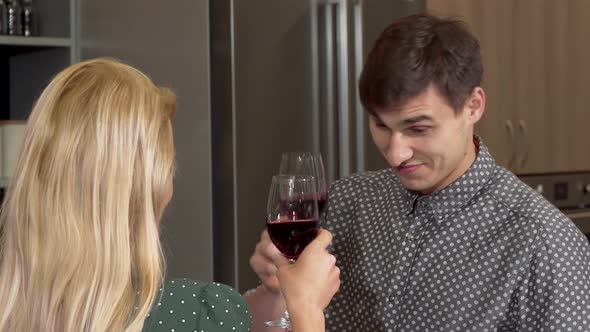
[369,85,484,194]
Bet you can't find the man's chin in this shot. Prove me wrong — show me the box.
[400,179,427,193]
[398,175,438,193]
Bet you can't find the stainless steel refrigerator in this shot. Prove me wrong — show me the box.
[212,0,425,291]
[78,0,425,291]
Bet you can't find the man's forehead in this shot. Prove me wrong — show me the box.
[372,102,436,123]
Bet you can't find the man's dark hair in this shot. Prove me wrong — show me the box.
[359,13,483,114]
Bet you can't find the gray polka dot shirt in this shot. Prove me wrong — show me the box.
[324,138,590,331]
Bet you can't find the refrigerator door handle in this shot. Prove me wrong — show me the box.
[323,0,337,183]
[310,0,321,154]
[353,0,365,173]
[335,0,350,177]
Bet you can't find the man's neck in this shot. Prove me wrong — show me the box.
[419,137,479,196]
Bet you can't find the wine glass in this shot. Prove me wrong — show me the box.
[278,152,328,216]
[265,175,320,329]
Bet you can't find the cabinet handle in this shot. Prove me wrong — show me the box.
[518,120,529,169]
[505,120,516,169]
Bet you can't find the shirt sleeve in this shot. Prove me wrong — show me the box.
[515,220,590,331]
[144,278,252,332]
[323,178,357,249]
[195,281,251,331]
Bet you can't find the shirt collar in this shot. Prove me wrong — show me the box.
[399,136,497,221]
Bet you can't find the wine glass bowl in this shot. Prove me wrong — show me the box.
[278,152,328,216]
[266,175,319,260]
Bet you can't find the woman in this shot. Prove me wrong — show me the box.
[0,59,339,331]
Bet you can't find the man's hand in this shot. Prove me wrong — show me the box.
[249,230,282,293]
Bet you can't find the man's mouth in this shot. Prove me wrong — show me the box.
[396,163,422,174]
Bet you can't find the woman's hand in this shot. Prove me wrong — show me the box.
[273,229,340,331]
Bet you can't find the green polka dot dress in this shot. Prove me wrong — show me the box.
[143,278,251,332]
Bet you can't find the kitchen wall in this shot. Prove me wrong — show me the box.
[81,0,215,281]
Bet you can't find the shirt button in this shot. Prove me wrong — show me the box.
[406,233,416,240]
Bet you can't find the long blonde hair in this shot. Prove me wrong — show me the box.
[0,58,176,331]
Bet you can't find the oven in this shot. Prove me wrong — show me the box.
[519,171,590,242]
[565,208,590,241]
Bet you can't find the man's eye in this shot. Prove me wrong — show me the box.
[375,121,388,129]
[410,126,429,134]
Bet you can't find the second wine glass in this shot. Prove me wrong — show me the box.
[278,152,328,216]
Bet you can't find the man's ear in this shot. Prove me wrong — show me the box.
[465,87,485,124]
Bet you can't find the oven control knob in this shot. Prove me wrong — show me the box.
[584,184,590,194]
[534,184,544,195]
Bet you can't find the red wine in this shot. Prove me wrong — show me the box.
[267,219,319,259]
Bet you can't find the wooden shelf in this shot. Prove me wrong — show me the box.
[0,120,27,125]
[0,36,72,48]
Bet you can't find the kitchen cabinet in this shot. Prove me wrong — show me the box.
[0,0,76,184]
[1,0,77,120]
[427,0,590,174]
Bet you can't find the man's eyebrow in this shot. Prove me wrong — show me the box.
[400,115,433,126]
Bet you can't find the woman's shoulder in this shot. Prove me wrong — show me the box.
[143,278,251,332]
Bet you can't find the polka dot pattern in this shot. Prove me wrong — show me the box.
[324,139,590,331]
[143,278,251,331]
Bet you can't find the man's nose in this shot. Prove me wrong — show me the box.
[387,134,413,167]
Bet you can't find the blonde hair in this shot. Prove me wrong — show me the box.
[0,58,176,331]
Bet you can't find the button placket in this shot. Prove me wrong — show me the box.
[389,205,433,315]
[406,200,429,241]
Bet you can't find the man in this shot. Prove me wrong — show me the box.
[250,13,590,331]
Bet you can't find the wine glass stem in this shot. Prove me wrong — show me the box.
[283,260,295,330]
[282,309,291,331]
[265,260,296,330]
[265,309,291,329]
